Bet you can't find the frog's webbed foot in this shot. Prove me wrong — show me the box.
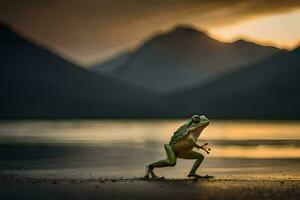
[142,165,151,180]
[141,174,150,180]
[144,165,165,180]
[149,172,165,180]
[188,173,213,179]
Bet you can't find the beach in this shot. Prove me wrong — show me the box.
[1,173,299,200]
[0,120,299,199]
[1,145,299,200]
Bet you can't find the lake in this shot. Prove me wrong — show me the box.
[0,120,299,180]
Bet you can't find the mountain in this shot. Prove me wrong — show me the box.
[0,23,158,119]
[92,52,131,73]
[163,47,300,119]
[92,25,282,93]
[1,23,297,120]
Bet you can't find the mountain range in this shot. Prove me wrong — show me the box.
[1,23,299,119]
[163,47,300,119]
[0,23,158,119]
[92,25,282,93]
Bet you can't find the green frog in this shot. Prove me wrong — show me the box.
[144,115,211,179]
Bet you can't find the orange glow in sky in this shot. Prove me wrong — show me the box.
[0,1,300,65]
[209,9,300,50]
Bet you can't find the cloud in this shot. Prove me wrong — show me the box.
[1,0,300,65]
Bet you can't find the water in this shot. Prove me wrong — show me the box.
[0,120,299,180]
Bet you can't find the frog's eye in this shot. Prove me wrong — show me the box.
[192,116,201,123]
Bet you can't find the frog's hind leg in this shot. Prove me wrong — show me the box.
[144,144,177,180]
[180,151,206,178]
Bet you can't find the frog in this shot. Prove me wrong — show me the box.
[143,115,211,180]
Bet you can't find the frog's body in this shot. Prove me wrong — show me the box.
[144,115,211,179]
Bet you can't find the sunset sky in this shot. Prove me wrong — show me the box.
[0,0,300,66]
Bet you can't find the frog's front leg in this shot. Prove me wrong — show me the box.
[187,136,210,154]
[144,144,177,180]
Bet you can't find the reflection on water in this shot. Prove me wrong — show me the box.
[0,120,300,140]
[212,146,300,158]
[0,120,299,179]
[0,120,300,159]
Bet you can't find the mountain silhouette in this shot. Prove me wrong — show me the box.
[164,47,300,119]
[1,23,298,119]
[92,25,282,93]
[0,23,157,119]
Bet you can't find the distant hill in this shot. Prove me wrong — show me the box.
[0,23,158,119]
[1,23,298,120]
[93,52,132,73]
[92,25,282,93]
[164,47,300,119]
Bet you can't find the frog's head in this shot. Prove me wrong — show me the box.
[186,115,210,131]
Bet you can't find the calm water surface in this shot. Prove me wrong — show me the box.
[0,120,299,179]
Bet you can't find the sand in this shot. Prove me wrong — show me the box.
[1,173,299,200]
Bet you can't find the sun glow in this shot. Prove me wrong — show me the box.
[209,9,300,50]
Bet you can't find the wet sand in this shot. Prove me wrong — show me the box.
[1,144,300,200]
[1,173,299,200]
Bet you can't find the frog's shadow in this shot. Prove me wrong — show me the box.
[136,176,214,182]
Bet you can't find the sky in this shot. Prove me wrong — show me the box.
[0,0,300,66]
